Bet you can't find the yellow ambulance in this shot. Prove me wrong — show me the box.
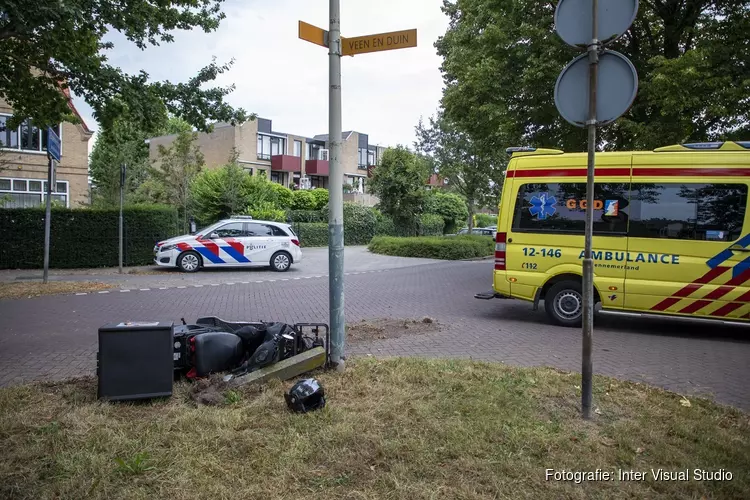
[475,141,750,327]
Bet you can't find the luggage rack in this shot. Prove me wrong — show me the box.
[193,316,332,369]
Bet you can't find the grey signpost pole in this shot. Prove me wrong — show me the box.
[119,164,126,274]
[42,154,53,284]
[581,0,599,421]
[328,0,346,371]
[554,0,638,420]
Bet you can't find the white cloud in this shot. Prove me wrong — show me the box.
[76,0,448,151]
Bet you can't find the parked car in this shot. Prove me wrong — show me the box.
[154,216,302,273]
[452,227,496,237]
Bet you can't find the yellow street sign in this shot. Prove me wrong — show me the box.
[341,29,417,56]
[299,20,328,48]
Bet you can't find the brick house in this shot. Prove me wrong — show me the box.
[147,117,387,193]
[0,91,94,208]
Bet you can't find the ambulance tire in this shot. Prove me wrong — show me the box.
[270,251,292,272]
[545,280,584,327]
[177,251,202,273]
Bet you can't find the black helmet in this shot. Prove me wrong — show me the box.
[285,378,326,413]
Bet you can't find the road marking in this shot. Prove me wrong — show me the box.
[121,289,130,292]
[281,279,289,281]
[210,284,220,286]
[240,281,249,284]
[255,280,264,283]
[226,282,235,285]
[160,287,168,290]
[268,280,276,282]
[140,288,150,291]
[76,293,87,296]
[293,277,301,280]
[98,291,109,294]
[194,284,204,287]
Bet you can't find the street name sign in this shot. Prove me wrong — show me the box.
[341,29,417,56]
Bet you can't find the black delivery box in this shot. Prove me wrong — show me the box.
[97,321,174,401]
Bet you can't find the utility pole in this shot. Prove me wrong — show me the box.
[119,164,126,274]
[328,0,346,371]
[298,7,417,373]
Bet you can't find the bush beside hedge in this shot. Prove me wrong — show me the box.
[367,235,494,260]
[419,214,445,236]
[0,205,179,269]
[294,222,328,247]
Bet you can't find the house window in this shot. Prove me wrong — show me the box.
[0,177,69,208]
[257,133,286,161]
[358,148,368,169]
[307,143,322,160]
[0,115,60,154]
[368,149,375,166]
[294,140,302,157]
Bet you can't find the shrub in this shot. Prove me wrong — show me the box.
[310,188,329,209]
[475,213,497,228]
[291,190,316,210]
[419,214,445,236]
[0,205,179,269]
[287,209,326,223]
[368,235,494,260]
[269,183,294,210]
[245,202,287,222]
[424,191,468,234]
[321,202,378,245]
[294,222,328,247]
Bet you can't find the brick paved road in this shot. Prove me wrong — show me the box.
[1,259,748,410]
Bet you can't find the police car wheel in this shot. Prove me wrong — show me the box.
[270,251,292,272]
[177,251,201,273]
[545,280,583,327]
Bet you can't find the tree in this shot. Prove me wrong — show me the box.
[89,112,193,207]
[0,1,249,132]
[415,114,504,231]
[436,0,750,153]
[368,146,430,232]
[424,190,469,234]
[150,129,204,232]
[191,151,253,224]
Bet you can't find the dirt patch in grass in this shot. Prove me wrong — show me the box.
[0,281,115,300]
[347,317,441,341]
[1,358,747,500]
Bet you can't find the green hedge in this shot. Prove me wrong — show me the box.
[0,206,179,269]
[419,214,445,236]
[368,235,494,260]
[294,222,328,247]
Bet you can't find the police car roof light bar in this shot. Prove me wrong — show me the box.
[231,215,254,220]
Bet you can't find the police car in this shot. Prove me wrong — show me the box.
[154,216,302,273]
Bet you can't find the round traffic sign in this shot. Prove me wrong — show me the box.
[554,50,638,127]
[555,0,639,47]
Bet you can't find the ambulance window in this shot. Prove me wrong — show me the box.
[629,183,747,241]
[513,182,630,235]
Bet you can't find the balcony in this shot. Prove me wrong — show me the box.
[305,159,329,176]
[271,155,302,172]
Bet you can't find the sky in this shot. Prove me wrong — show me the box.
[75,0,450,152]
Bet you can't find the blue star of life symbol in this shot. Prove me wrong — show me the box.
[529,193,557,220]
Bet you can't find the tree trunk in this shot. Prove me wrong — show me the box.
[467,199,475,232]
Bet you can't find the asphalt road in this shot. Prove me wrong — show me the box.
[1,249,748,410]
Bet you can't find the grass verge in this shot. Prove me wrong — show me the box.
[0,281,114,300]
[368,235,494,260]
[1,358,747,499]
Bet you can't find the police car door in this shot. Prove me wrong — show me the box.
[209,222,251,266]
[244,222,274,264]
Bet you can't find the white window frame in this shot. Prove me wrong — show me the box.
[293,140,302,157]
[0,176,70,208]
[0,114,63,156]
[257,132,287,161]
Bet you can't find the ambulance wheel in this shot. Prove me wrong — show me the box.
[270,251,292,272]
[545,280,583,327]
[177,251,201,273]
